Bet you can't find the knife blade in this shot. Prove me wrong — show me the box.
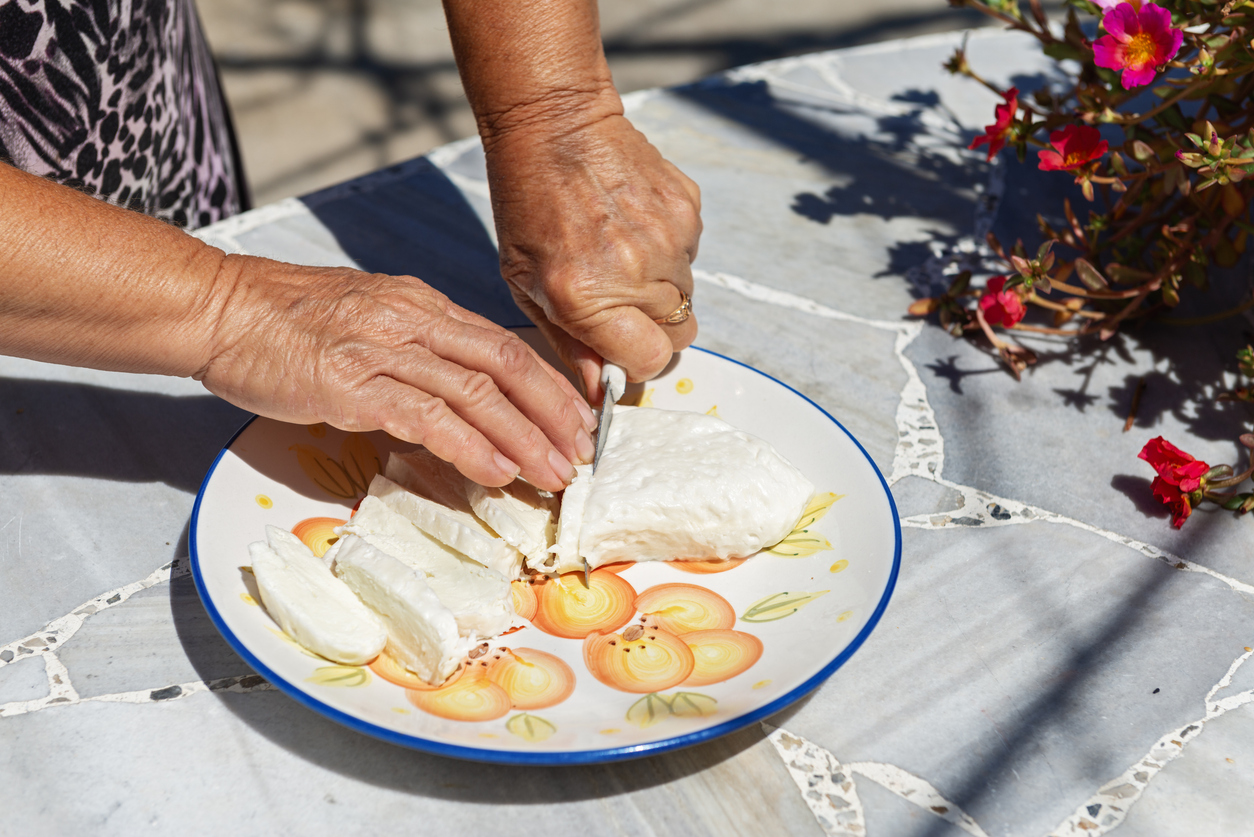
[585,362,626,586]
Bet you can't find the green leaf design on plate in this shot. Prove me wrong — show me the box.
[306,665,371,687]
[506,713,557,743]
[741,590,830,623]
[289,444,359,498]
[669,692,718,718]
[768,492,841,557]
[626,693,672,728]
[339,434,382,495]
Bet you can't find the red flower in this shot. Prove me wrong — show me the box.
[1093,2,1183,89]
[1037,124,1109,172]
[1139,437,1210,528]
[979,275,1027,327]
[1150,479,1194,528]
[969,87,1019,161]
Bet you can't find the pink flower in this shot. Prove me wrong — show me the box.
[1093,2,1183,89]
[1037,124,1109,172]
[969,87,1019,161]
[979,275,1027,327]
[1139,437,1210,528]
[1092,0,1142,12]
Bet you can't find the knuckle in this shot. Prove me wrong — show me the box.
[491,334,534,378]
[460,370,503,409]
[413,395,453,431]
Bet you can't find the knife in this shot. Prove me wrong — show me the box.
[585,362,626,586]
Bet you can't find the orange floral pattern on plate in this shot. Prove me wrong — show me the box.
[584,627,695,693]
[531,571,636,639]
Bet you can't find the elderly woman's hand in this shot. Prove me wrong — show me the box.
[484,113,702,401]
[199,258,596,492]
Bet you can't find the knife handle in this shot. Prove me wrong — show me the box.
[601,363,627,405]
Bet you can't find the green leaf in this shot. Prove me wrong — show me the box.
[1106,263,1153,284]
[1043,42,1087,62]
[289,444,357,499]
[339,434,382,496]
[306,665,371,687]
[626,693,672,728]
[1131,140,1156,162]
[1223,494,1251,511]
[768,492,841,557]
[1157,104,1188,131]
[669,692,718,718]
[1073,258,1109,290]
[506,713,557,743]
[741,590,831,623]
[767,531,833,558]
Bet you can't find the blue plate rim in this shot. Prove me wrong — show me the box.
[189,341,903,765]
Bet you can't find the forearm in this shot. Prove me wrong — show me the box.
[441,0,623,144]
[0,164,228,377]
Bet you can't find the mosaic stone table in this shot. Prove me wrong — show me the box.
[3,28,1253,837]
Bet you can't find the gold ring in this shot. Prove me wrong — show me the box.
[654,290,693,325]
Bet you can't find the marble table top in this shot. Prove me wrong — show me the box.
[3,28,1252,836]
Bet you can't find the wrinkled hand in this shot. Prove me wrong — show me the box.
[484,113,702,402]
[198,257,596,492]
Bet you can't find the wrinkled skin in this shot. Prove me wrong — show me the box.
[200,257,596,492]
[486,113,702,401]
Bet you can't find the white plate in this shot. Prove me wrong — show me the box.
[190,333,900,764]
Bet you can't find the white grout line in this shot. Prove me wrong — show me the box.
[0,673,275,719]
[1046,648,1254,835]
[702,263,1254,834]
[0,559,189,718]
[846,761,991,837]
[0,560,184,672]
[900,478,1254,597]
[765,725,868,836]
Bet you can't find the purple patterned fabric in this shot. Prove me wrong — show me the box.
[0,0,244,228]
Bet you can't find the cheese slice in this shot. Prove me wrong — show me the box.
[381,452,525,578]
[332,534,471,684]
[570,407,815,568]
[545,464,592,575]
[466,478,557,571]
[248,525,386,665]
[341,495,515,637]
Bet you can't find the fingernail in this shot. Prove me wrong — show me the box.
[548,448,576,484]
[494,452,520,479]
[574,397,597,432]
[575,427,595,464]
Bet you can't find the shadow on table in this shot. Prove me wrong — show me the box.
[0,377,248,493]
[673,71,1253,439]
[300,157,528,329]
[169,560,806,801]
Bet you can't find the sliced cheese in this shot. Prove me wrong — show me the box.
[572,407,815,567]
[466,478,557,571]
[381,452,525,578]
[249,525,386,665]
[332,534,471,684]
[545,464,592,575]
[342,495,515,637]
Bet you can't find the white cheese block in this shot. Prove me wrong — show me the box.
[466,478,557,571]
[332,534,471,684]
[341,495,515,637]
[381,453,525,578]
[573,406,815,567]
[545,464,593,575]
[248,525,386,666]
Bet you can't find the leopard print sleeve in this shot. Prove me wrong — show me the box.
[0,0,246,229]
